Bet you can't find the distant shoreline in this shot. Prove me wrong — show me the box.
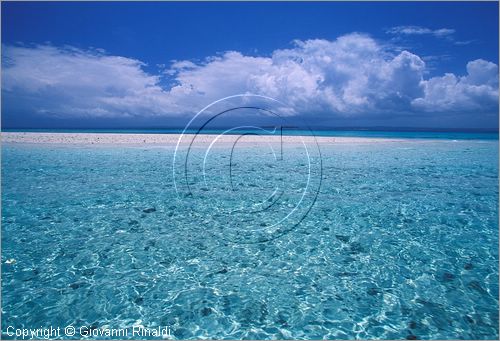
[2,129,499,141]
[1,132,495,146]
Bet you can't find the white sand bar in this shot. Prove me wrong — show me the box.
[1,132,438,146]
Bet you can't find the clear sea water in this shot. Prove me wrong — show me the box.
[1,135,498,340]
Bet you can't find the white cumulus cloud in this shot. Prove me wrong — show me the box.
[412,59,499,112]
[2,45,175,117]
[2,34,498,120]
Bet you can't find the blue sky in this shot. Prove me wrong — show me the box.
[2,1,499,129]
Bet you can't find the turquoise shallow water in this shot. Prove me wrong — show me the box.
[1,139,498,339]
